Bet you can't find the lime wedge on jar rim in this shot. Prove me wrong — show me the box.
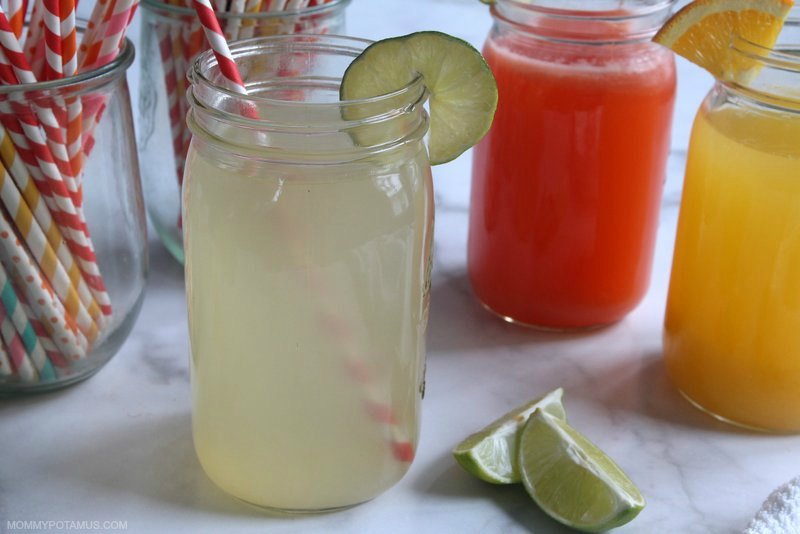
[452,388,566,484]
[340,31,498,165]
[519,409,646,532]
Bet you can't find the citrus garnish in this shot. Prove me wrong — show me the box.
[452,388,565,484]
[518,409,645,533]
[340,31,498,165]
[653,0,794,79]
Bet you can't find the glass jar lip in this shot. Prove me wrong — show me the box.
[492,0,677,44]
[496,0,676,20]
[189,34,427,120]
[732,18,800,74]
[141,0,351,19]
[0,38,134,96]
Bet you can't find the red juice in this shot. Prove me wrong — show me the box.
[468,31,676,329]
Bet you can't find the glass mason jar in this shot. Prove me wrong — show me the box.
[0,40,147,394]
[184,35,433,511]
[138,0,350,264]
[664,16,800,432]
[468,0,676,330]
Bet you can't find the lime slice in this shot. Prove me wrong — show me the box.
[519,410,645,532]
[340,31,498,165]
[452,388,566,484]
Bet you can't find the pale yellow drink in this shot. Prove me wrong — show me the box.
[183,135,433,510]
[664,101,800,431]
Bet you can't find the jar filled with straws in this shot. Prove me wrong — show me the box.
[138,0,350,264]
[0,2,147,393]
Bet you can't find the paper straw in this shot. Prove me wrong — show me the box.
[0,108,110,319]
[0,11,80,204]
[155,23,185,181]
[0,279,37,382]
[0,268,56,380]
[59,0,77,76]
[0,207,88,360]
[41,0,63,81]
[80,0,139,72]
[76,0,109,67]
[0,161,99,341]
[0,338,13,376]
[16,279,67,369]
[8,0,27,39]
[225,0,246,40]
[191,0,248,95]
[238,0,263,39]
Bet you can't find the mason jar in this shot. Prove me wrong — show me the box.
[138,0,350,264]
[0,39,147,393]
[468,0,676,330]
[184,35,433,511]
[664,14,800,432]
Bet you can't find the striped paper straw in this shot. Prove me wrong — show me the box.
[8,0,27,40]
[0,161,100,341]
[0,279,37,382]
[155,23,185,181]
[76,0,109,67]
[16,279,68,370]
[0,11,80,205]
[191,0,248,95]
[41,0,63,81]
[0,269,56,380]
[60,0,82,180]
[0,207,88,361]
[0,338,13,377]
[59,0,77,76]
[80,0,138,72]
[0,107,110,319]
[238,0,264,40]
[318,311,415,462]
[225,0,246,40]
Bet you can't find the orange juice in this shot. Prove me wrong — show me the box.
[664,100,800,431]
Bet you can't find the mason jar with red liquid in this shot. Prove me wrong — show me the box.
[469,0,676,330]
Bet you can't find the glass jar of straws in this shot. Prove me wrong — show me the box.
[138,0,350,264]
[0,38,147,394]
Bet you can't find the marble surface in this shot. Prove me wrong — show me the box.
[2,1,797,533]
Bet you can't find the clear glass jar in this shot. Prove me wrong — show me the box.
[664,14,800,432]
[184,35,433,511]
[0,39,147,394]
[138,0,350,264]
[468,0,676,330]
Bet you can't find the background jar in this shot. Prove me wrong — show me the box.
[664,14,800,432]
[468,0,676,330]
[184,35,433,511]
[138,0,351,265]
[0,40,147,394]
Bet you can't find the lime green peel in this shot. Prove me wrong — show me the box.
[519,410,646,532]
[452,388,566,484]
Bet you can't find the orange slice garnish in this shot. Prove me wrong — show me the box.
[654,0,794,78]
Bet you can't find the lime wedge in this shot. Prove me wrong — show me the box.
[519,410,646,532]
[452,388,566,484]
[340,31,498,165]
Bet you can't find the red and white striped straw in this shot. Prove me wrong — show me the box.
[191,0,248,95]
[40,0,62,81]
[80,0,138,72]
[7,0,26,39]
[59,0,77,76]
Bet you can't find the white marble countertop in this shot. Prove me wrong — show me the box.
[2,1,797,533]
